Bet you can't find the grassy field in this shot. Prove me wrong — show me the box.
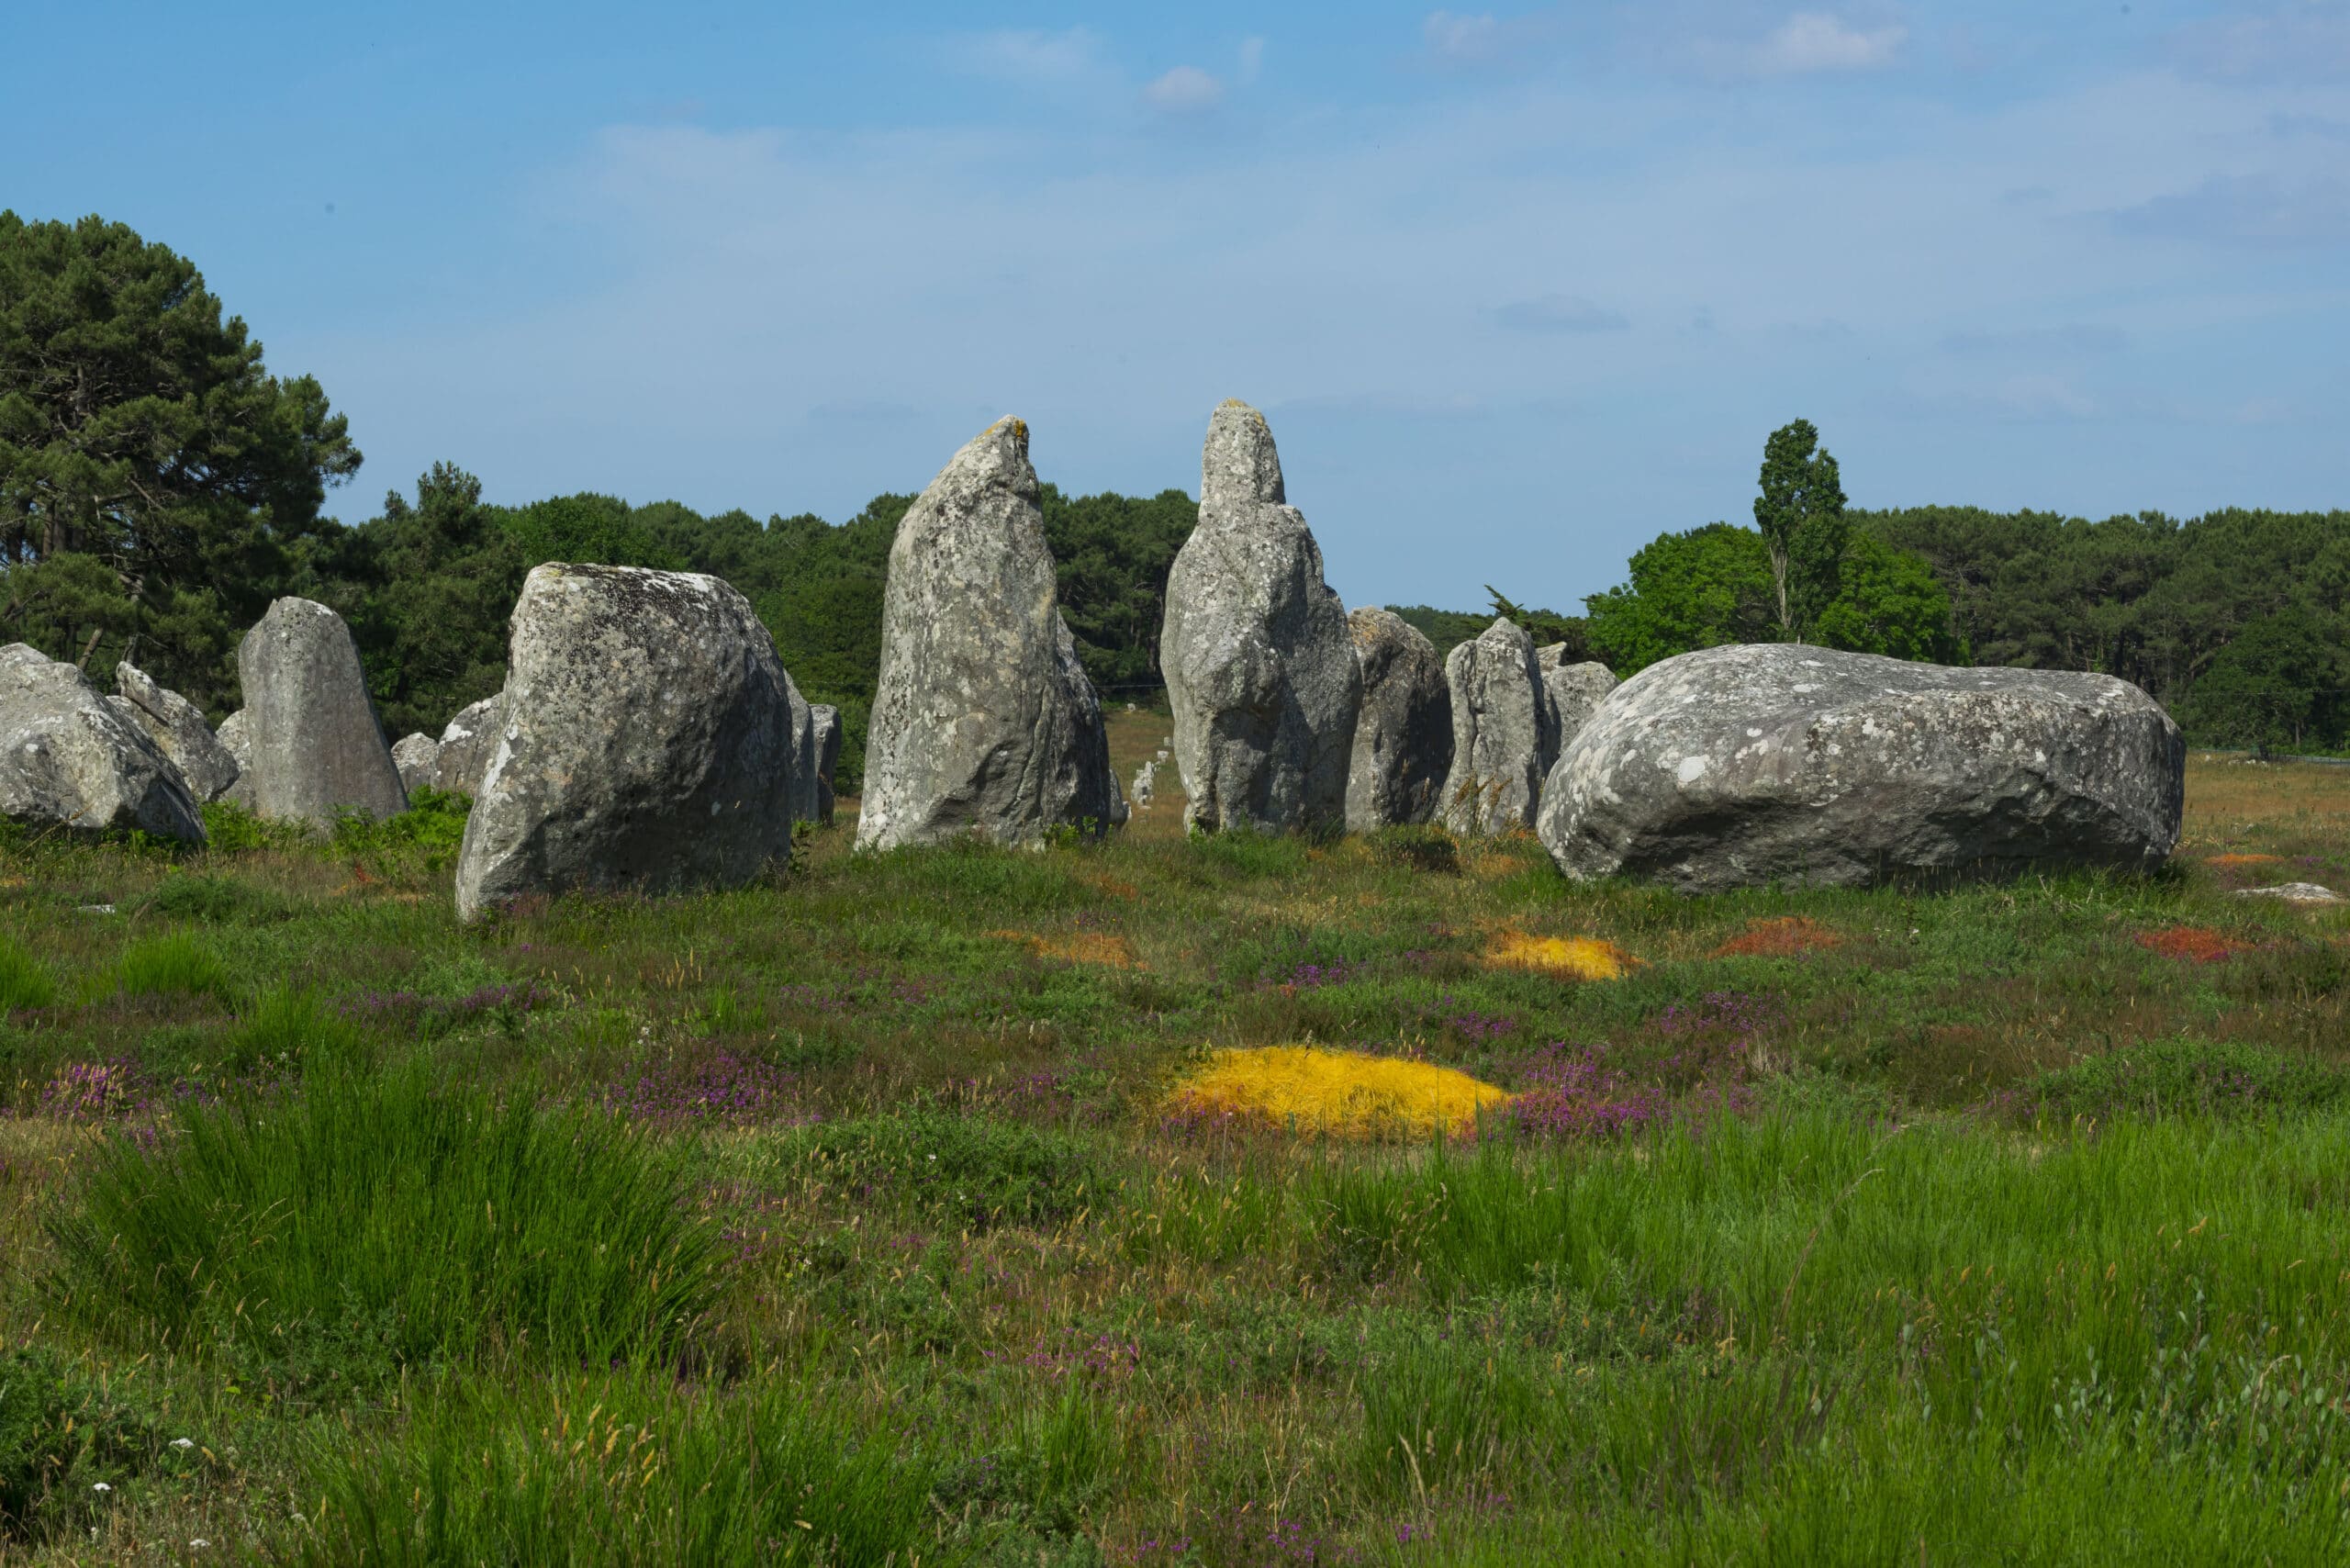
[2,712,2348,1563]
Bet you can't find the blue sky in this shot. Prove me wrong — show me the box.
[8,1,2347,613]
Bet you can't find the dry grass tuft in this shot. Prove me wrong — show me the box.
[1484,933,1638,980]
[1167,1046,1511,1138]
[1714,916,1845,958]
[2205,853,2284,868]
[990,930,1138,969]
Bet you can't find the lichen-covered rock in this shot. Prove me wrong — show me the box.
[1439,619,1557,835]
[454,564,800,920]
[856,418,1121,850]
[1,644,204,842]
[1539,655,1618,771]
[1345,608,1450,831]
[433,694,505,796]
[1161,401,1360,834]
[391,733,441,793]
[810,703,842,825]
[112,663,241,802]
[235,598,408,826]
[1132,758,1158,808]
[1538,644,2184,891]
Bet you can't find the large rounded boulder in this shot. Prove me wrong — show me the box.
[1538,644,2185,891]
[1161,401,1360,834]
[234,597,408,826]
[454,565,800,920]
[1344,608,1449,831]
[856,418,1120,851]
[1,645,204,842]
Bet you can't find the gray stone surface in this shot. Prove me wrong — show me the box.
[433,695,506,796]
[2234,882,2342,904]
[1160,401,1360,834]
[1440,618,1558,835]
[780,671,822,825]
[856,418,1122,850]
[811,703,842,825]
[454,564,801,921]
[1538,644,2185,892]
[391,732,441,794]
[113,662,241,802]
[1132,758,1157,808]
[235,598,408,826]
[1345,607,1450,831]
[1,644,204,842]
[1539,657,1619,772]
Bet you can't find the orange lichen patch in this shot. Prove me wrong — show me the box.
[1713,917,1845,958]
[990,930,1137,969]
[1168,1046,1511,1139]
[2134,927,2251,963]
[2205,853,2284,868]
[1084,873,1140,901]
[1484,934,1638,981]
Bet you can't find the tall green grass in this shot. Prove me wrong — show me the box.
[109,933,234,1002]
[0,937,54,1013]
[277,1372,941,1566]
[45,1058,720,1395]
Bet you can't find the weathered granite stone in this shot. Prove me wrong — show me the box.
[1,644,203,842]
[1538,644,2185,892]
[113,663,241,802]
[1439,618,1557,835]
[453,564,800,920]
[1539,655,1619,772]
[781,671,823,825]
[433,694,505,796]
[810,703,842,825]
[2234,882,2342,904]
[1160,401,1360,834]
[1345,608,1450,831]
[856,418,1121,850]
[391,732,441,794]
[1132,758,1157,808]
[235,598,408,826]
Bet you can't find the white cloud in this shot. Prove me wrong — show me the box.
[1238,35,1267,84]
[1748,12,1907,76]
[1425,11,1503,64]
[951,28,1107,85]
[1143,65,1225,113]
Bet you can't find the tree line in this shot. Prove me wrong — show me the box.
[6,212,2346,796]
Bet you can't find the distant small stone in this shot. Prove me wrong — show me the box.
[2233,882,2344,904]
[433,694,506,797]
[391,732,441,793]
[233,598,408,826]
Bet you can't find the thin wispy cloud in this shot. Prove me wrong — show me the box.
[2112,173,2350,249]
[2168,5,2350,84]
[1939,324,2130,356]
[948,28,1107,85]
[1493,294,1630,333]
[1747,12,1907,76]
[1238,36,1267,84]
[1143,64,1225,113]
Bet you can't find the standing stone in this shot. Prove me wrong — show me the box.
[1132,758,1157,808]
[1346,608,1451,831]
[1538,650,1619,772]
[856,418,1121,850]
[1160,400,1360,834]
[454,564,800,921]
[111,663,241,803]
[781,672,823,825]
[811,703,842,826]
[1,645,204,842]
[391,733,442,794]
[235,598,408,826]
[1538,644,2185,891]
[1440,619,1557,835]
[433,694,506,796]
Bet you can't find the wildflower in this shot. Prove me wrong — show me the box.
[90,1482,111,1494]
[172,1437,196,1450]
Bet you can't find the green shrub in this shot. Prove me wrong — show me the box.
[331,787,470,856]
[0,1346,158,1542]
[0,938,54,1013]
[2031,1038,2350,1121]
[111,933,234,1003]
[141,874,292,924]
[278,1373,940,1566]
[784,1106,1101,1229]
[46,1058,720,1398]
[199,799,308,852]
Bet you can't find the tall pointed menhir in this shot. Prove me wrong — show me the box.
[856,417,1121,850]
[1160,400,1360,834]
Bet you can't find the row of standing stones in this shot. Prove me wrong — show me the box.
[0,399,2186,917]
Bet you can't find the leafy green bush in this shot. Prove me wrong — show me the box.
[278,1373,939,1566]
[111,933,235,1003]
[199,799,310,852]
[2031,1038,2350,1121]
[785,1107,1101,1229]
[0,1346,158,1542]
[46,1058,720,1398]
[331,786,471,856]
[0,938,55,1013]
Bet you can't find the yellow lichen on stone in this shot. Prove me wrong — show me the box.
[1167,1046,1511,1138]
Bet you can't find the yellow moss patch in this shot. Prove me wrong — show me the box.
[1485,933,1638,980]
[990,930,1137,969]
[1168,1047,1511,1139]
[2206,853,2284,867]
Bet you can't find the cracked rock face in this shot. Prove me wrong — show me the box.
[234,597,408,826]
[113,662,241,803]
[433,694,506,796]
[1440,618,1557,835]
[1538,654,1618,773]
[811,704,841,825]
[454,564,800,920]
[1345,608,1450,832]
[856,418,1120,850]
[2,644,204,842]
[1161,401,1360,834]
[1537,643,2184,891]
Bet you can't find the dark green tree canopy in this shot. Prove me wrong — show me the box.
[1752,418,1848,641]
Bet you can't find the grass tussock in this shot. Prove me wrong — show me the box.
[1169,1046,1512,1138]
[990,928,1139,969]
[1713,915,1845,958]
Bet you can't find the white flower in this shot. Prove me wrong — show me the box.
[91,1482,112,1493]
[190,1540,212,1551]
[172,1437,196,1450]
